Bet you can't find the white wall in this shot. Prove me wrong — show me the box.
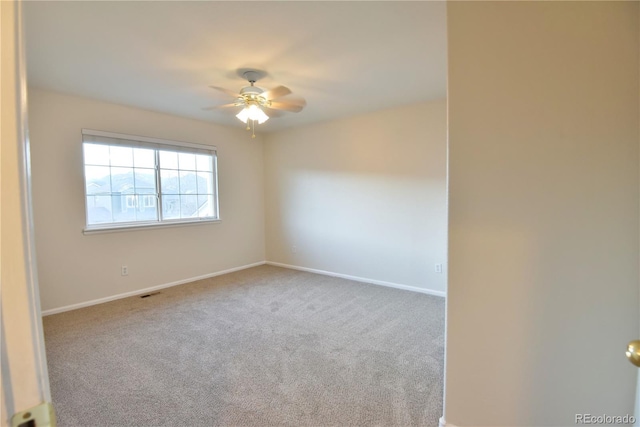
[28,89,265,312]
[445,2,639,426]
[264,100,447,295]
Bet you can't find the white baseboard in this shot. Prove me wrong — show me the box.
[43,260,445,316]
[265,261,446,298]
[41,261,266,316]
[439,417,457,427]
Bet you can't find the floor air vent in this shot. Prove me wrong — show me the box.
[140,292,161,298]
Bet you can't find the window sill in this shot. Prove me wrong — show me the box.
[83,218,221,235]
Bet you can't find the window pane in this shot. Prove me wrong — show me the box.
[179,171,197,195]
[197,195,214,218]
[110,146,134,167]
[134,168,156,193]
[110,167,134,193]
[111,195,137,223]
[180,195,198,218]
[160,169,179,194]
[136,195,158,222]
[162,194,180,219]
[86,196,113,224]
[159,150,178,170]
[196,154,212,172]
[134,148,155,168]
[84,143,110,166]
[196,172,213,194]
[85,166,111,195]
[178,152,196,171]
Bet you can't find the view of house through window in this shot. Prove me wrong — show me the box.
[82,130,218,230]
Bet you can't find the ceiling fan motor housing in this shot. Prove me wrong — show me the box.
[240,86,264,96]
[239,84,269,108]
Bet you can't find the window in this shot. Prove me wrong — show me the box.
[82,129,219,232]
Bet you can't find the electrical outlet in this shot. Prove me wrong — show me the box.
[292,245,297,254]
[121,265,128,276]
[435,263,443,274]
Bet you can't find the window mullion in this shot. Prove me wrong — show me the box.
[155,150,163,222]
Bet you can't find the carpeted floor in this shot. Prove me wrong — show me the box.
[43,265,445,427]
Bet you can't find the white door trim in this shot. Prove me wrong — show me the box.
[1,0,52,424]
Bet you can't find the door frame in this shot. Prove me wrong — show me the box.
[1,1,52,425]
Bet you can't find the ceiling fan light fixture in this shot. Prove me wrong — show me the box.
[236,103,269,124]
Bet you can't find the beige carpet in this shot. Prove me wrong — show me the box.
[43,265,445,427]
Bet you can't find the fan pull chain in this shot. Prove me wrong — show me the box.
[251,120,256,138]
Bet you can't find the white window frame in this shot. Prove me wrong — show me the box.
[82,129,220,234]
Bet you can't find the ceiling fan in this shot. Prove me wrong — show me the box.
[204,69,306,138]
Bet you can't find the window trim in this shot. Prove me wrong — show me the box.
[82,218,221,235]
[82,129,218,152]
[81,129,220,234]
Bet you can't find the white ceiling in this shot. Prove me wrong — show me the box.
[24,1,447,133]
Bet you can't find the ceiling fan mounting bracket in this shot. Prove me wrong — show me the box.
[237,68,267,84]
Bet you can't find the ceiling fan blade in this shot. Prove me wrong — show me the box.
[202,103,241,111]
[208,85,241,98]
[262,85,292,100]
[269,99,306,113]
[263,107,286,118]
